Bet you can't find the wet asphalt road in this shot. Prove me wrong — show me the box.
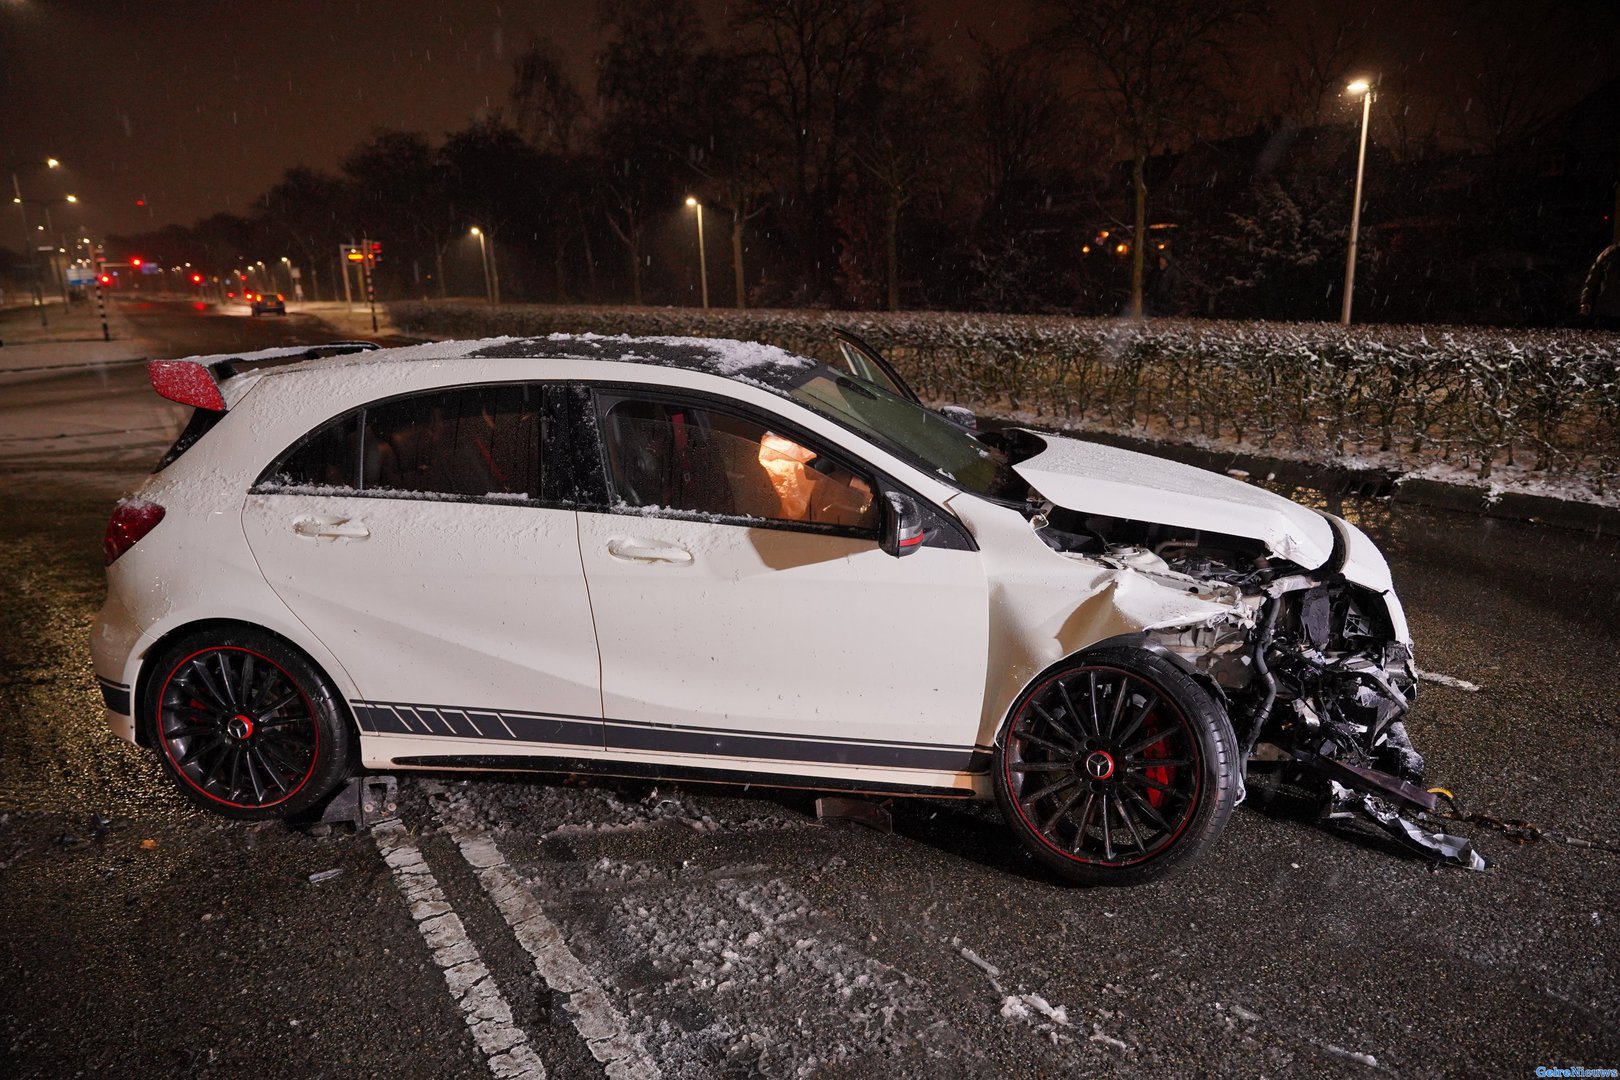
[1,299,1618,1079]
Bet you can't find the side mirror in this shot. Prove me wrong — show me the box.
[936,404,978,431]
[881,492,925,557]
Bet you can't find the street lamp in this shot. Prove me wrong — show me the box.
[469,227,494,304]
[1341,79,1374,325]
[13,192,78,305]
[38,196,80,303]
[684,196,709,309]
[8,156,61,323]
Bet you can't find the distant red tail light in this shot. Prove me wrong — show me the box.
[104,500,166,566]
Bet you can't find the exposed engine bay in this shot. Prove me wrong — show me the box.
[1026,496,1486,871]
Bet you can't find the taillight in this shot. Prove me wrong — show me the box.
[104,500,166,565]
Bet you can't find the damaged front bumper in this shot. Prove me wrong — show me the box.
[1153,516,1488,871]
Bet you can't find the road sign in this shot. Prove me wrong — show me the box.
[65,267,96,286]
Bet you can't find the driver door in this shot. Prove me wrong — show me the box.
[574,387,989,777]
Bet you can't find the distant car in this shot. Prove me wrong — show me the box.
[248,291,286,316]
[92,335,1434,884]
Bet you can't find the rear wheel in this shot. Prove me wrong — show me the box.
[993,647,1238,886]
[142,627,353,820]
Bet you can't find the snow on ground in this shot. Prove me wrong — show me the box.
[428,777,808,842]
[426,776,1030,1078]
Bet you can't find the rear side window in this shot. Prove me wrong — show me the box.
[259,384,542,501]
[273,411,362,488]
[366,385,540,499]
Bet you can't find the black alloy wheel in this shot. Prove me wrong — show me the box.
[144,627,353,819]
[993,646,1238,886]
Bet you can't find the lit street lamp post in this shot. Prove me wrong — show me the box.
[685,196,709,309]
[29,194,79,304]
[1341,79,1375,326]
[470,227,494,304]
[8,156,61,325]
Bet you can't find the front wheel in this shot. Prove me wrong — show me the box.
[141,627,354,820]
[993,647,1239,886]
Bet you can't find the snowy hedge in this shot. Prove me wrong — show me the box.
[389,301,1620,497]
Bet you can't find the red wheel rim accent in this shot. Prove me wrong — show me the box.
[1002,665,1203,867]
[155,646,320,809]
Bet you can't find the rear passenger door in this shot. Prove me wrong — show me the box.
[241,382,604,756]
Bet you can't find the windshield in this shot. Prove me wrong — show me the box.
[785,370,1025,501]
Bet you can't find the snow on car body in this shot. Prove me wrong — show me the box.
[92,333,1469,884]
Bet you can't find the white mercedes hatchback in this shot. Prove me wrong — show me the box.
[92,334,1458,884]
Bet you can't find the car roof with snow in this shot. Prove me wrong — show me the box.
[191,333,820,391]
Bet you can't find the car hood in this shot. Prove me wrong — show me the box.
[1009,431,1336,569]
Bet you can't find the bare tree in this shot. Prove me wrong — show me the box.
[851,62,962,310]
[729,0,917,298]
[593,0,704,304]
[1275,2,1369,126]
[1041,0,1264,318]
[511,38,596,299]
[683,50,778,308]
[510,37,587,156]
[973,38,1078,222]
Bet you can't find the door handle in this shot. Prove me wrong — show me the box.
[606,538,693,565]
[292,515,371,540]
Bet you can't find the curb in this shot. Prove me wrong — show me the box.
[1028,426,1620,535]
[1390,477,1620,532]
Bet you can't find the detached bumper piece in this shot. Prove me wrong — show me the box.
[1309,754,1488,871]
[310,774,399,831]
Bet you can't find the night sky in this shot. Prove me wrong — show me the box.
[2,1,1612,240]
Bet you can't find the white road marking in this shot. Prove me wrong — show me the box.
[443,823,663,1080]
[1415,669,1483,692]
[374,821,548,1080]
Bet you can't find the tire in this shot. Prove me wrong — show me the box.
[141,627,354,820]
[992,646,1239,886]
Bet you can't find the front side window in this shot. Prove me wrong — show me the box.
[785,372,1024,501]
[597,395,878,532]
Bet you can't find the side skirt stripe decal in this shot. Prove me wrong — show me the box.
[352,699,989,773]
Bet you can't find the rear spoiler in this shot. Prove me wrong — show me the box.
[148,341,380,411]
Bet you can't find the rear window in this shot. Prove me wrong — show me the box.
[153,408,226,473]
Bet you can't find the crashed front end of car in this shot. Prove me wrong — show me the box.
[1004,430,1485,870]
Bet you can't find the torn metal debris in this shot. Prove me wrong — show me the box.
[815,796,894,833]
[1024,490,1488,871]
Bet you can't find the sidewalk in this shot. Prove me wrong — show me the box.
[292,299,400,338]
[0,300,151,375]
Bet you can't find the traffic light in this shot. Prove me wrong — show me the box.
[130,256,143,268]
[190,273,203,284]
[98,273,112,286]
